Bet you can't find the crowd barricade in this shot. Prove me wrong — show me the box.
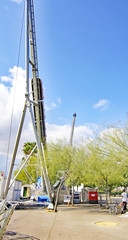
[0,201,17,238]
[54,191,100,204]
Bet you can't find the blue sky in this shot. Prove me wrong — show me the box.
[0,0,128,172]
[37,0,128,125]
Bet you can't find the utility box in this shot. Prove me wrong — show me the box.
[73,192,80,204]
[64,195,71,203]
[88,191,98,204]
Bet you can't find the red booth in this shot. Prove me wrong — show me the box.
[88,191,98,204]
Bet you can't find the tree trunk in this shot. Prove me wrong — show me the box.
[108,189,112,203]
[54,179,65,212]
[105,177,108,209]
[54,172,68,212]
[72,183,74,206]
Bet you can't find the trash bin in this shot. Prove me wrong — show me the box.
[88,191,98,204]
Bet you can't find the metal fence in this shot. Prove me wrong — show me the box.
[0,201,17,239]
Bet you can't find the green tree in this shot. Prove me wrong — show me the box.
[46,140,73,185]
[23,142,37,155]
[14,126,128,202]
[65,146,88,187]
[85,126,128,206]
[13,142,40,184]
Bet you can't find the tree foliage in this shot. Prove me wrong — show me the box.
[23,142,37,156]
[85,126,128,192]
[13,142,40,185]
[46,140,73,184]
[14,125,128,193]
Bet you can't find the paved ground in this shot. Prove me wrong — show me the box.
[2,204,128,240]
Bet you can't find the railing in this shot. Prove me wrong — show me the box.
[0,201,17,239]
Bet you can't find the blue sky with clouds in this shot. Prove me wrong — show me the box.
[36,0,128,125]
[0,0,128,172]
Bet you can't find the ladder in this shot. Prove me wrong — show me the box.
[29,0,46,146]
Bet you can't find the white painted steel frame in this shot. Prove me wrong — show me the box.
[3,0,51,202]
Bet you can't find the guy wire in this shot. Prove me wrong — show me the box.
[5,1,25,177]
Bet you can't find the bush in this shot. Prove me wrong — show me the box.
[110,191,122,196]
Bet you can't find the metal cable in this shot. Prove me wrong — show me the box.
[5,1,25,177]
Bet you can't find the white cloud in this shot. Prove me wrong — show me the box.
[45,97,61,111]
[93,99,110,111]
[57,97,61,104]
[0,67,64,168]
[99,126,123,139]
[1,75,12,83]
[46,123,96,145]
[10,0,23,4]
[0,67,28,171]
[45,102,57,111]
[0,66,101,174]
[51,102,57,108]
[0,66,26,132]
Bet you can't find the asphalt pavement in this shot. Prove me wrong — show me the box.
[2,203,128,240]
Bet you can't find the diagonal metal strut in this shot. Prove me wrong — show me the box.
[3,0,51,202]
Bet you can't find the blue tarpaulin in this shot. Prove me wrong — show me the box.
[38,195,49,202]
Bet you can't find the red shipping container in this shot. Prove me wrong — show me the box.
[88,191,98,204]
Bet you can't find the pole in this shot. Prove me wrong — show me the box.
[4,0,30,200]
[3,0,51,201]
[26,0,29,95]
[4,103,27,199]
[69,113,76,145]
[28,103,51,202]
[69,113,76,206]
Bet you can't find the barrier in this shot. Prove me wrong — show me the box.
[0,201,17,238]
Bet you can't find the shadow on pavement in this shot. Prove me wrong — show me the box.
[2,231,40,240]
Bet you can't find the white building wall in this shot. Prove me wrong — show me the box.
[0,176,5,199]
[0,176,22,201]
